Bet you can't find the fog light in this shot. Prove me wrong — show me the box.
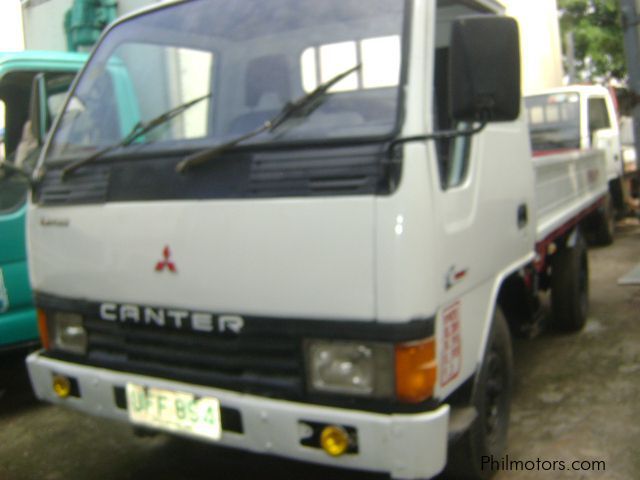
[320,425,350,457]
[52,375,71,398]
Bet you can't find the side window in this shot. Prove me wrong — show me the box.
[46,73,77,125]
[433,48,471,189]
[300,35,401,93]
[0,98,29,213]
[588,97,611,137]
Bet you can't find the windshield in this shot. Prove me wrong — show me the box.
[525,92,581,151]
[45,0,406,163]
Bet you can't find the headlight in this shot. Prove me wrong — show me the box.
[304,340,393,397]
[50,312,87,354]
[623,147,637,172]
[623,147,636,163]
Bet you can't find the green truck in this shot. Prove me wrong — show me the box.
[0,51,85,351]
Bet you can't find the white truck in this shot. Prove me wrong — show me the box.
[525,85,625,244]
[21,1,608,479]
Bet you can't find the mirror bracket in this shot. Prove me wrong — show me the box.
[387,121,487,157]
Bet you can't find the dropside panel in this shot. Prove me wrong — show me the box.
[534,149,607,241]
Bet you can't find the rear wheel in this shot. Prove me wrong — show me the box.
[446,307,513,479]
[590,193,615,246]
[551,230,589,332]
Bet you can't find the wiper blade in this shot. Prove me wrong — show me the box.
[61,93,211,180]
[176,64,361,173]
[267,63,362,131]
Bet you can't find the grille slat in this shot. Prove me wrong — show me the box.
[89,333,300,373]
[83,318,304,397]
[90,351,301,393]
[38,167,110,205]
[248,148,384,196]
[83,319,296,353]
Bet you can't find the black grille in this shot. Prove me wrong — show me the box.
[36,142,396,206]
[248,146,384,196]
[37,167,109,205]
[82,318,304,399]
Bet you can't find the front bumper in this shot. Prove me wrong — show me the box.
[27,352,450,479]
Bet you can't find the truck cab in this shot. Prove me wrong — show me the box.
[525,85,625,230]
[0,51,85,351]
[25,1,568,478]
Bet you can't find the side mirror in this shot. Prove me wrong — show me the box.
[29,73,49,146]
[449,15,521,123]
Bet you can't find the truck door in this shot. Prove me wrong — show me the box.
[588,95,623,181]
[432,46,533,299]
[0,68,77,345]
[0,172,30,316]
[0,76,36,321]
[430,15,534,392]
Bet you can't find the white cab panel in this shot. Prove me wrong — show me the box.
[28,198,376,320]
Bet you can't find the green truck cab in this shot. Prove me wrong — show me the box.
[0,51,86,351]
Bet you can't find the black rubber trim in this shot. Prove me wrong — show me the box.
[113,385,127,409]
[33,292,435,342]
[0,339,40,354]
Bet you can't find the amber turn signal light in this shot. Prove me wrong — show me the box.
[395,338,437,403]
[37,309,50,350]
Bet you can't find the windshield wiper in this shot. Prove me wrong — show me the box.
[61,92,211,180]
[176,64,361,173]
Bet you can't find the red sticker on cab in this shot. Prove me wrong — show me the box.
[440,302,462,387]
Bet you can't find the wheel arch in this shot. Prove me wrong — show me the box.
[445,253,532,406]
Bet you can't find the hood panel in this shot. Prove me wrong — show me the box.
[28,198,376,320]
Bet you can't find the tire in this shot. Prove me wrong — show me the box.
[590,193,615,246]
[551,231,589,332]
[446,307,514,479]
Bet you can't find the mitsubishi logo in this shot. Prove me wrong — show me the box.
[155,246,177,273]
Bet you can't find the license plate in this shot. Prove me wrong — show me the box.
[126,383,221,441]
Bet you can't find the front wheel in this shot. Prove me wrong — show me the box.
[446,307,514,479]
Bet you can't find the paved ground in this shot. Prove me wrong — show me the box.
[1,222,639,480]
[492,218,640,480]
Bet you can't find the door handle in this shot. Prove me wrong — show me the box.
[517,204,528,229]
